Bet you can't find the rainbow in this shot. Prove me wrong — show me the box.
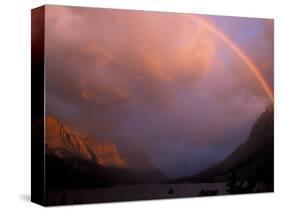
[188,15,274,102]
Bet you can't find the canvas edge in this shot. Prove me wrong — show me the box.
[31,5,47,206]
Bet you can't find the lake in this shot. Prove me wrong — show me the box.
[47,183,227,205]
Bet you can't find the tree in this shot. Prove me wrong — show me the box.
[226,170,256,194]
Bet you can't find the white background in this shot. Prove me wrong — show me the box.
[0,0,280,211]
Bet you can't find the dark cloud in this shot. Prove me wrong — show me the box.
[45,5,273,177]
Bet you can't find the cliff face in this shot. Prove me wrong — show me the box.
[212,104,273,174]
[46,116,128,168]
[169,104,274,186]
[84,136,128,168]
[45,116,169,188]
[46,116,92,160]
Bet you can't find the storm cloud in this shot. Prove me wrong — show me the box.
[45,5,273,177]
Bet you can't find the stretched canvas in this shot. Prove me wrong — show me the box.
[31,5,274,206]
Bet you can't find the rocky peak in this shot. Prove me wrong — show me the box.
[46,116,92,160]
[84,136,128,168]
[46,116,128,168]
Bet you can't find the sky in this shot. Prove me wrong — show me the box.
[44,5,273,177]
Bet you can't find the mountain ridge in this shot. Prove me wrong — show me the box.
[167,104,273,187]
[84,135,128,168]
[46,116,92,160]
[46,116,128,168]
[45,115,169,189]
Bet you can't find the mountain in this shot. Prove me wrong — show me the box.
[45,116,168,190]
[46,117,93,160]
[84,136,128,168]
[120,151,169,182]
[46,116,128,168]
[121,151,153,169]
[168,104,274,188]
